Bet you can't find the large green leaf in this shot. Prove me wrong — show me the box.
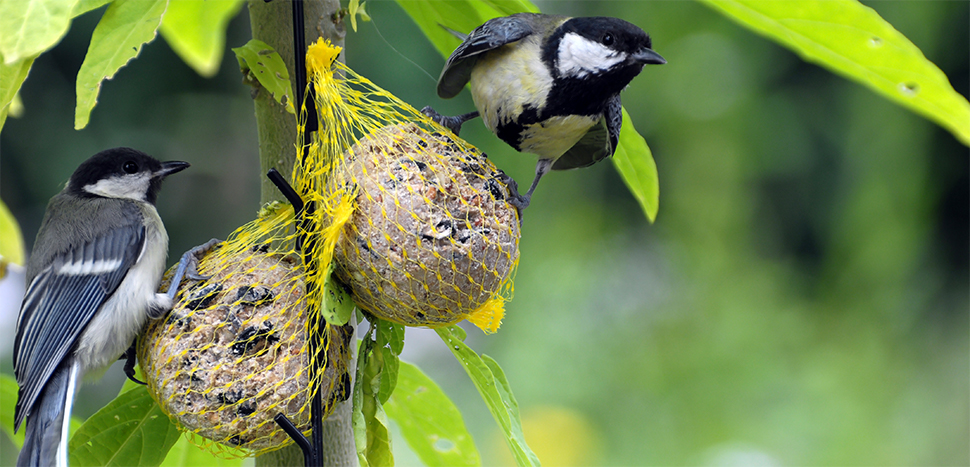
[232,39,295,114]
[0,0,78,65]
[435,326,539,467]
[74,0,167,129]
[159,433,242,467]
[702,0,970,146]
[69,386,180,466]
[612,108,660,222]
[0,55,35,133]
[386,362,481,467]
[72,0,113,17]
[159,0,243,77]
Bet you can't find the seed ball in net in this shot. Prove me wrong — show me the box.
[139,246,354,454]
[331,122,520,327]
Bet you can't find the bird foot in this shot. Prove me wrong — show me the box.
[166,238,221,300]
[121,340,146,385]
[494,170,529,225]
[421,106,480,136]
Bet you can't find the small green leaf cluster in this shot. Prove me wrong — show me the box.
[0,0,243,131]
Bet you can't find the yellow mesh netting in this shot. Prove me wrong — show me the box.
[138,38,519,457]
[309,39,521,332]
[139,204,354,457]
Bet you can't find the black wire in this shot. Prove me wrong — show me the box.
[274,413,314,466]
[267,169,305,214]
[292,0,318,160]
[292,1,324,466]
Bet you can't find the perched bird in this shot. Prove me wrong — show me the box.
[423,13,666,208]
[13,148,188,467]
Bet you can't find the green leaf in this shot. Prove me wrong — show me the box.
[0,55,35,133]
[375,319,404,404]
[477,0,539,16]
[8,90,23,117]
[74,0,167,129]
[159,0,243,77]
[232,39,295,114]
[0,197,25,267]
[69,386,181,467]
[395,0,538,59]
[435,325,540,467]
[348,0,361,32]
[612,108,660,222]
[701,0,970,146]
[0,0,78,65]
[159,433,242,467]
[0,373,24,448]
[72,0,112,17]
[322,265,355,326]
[353,326,394,467]
[386,362,481,467]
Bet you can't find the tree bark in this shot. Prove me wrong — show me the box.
[248,0,346,204]
[247,1,355,466]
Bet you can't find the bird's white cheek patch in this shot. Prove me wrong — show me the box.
[557,32,625,78]
[58,257,123,275]
[83,174,150,201]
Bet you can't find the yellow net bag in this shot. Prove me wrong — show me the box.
[306,39,520,332]
[138,204,354,457]
[138,38,520,457]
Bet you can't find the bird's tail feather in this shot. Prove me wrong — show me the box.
[18,360,79,467]
[439,23,468,41]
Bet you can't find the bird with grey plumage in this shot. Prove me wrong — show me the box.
[422,13,666,211]
[12,148,191,467]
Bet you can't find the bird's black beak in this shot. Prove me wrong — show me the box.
[633,47,666,65]
[156,161,190,178]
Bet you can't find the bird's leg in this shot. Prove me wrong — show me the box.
[121,340,145,385]
[165,238,221,300]
[493,170,524,223]
[421,106,480,136]
[507,158,553,211]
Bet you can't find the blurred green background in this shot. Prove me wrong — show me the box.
[1,1,967,465]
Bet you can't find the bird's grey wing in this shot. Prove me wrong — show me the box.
[13,224,145,430]
[552,96,623,171]
[437,15,535,99]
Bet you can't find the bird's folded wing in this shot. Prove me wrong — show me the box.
[12,224,145,430]
[438,15,535,99]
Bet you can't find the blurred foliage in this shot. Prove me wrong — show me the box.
[1,1,967,466]
[0,198,24,269]
[702,0,970,146]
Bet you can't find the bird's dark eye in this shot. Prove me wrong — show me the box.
[123,161,139,174]
[602,33,614,46]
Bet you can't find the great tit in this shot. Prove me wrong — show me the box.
[423,13,665,208]
[13,148,188,467]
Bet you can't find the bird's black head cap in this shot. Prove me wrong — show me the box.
[563,17,652,56]
[68,147,188,204]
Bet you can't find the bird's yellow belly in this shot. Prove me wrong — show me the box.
[470,39,551,132]
[518,115,599,158]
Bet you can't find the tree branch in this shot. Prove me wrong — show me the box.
[247,1,354,466]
